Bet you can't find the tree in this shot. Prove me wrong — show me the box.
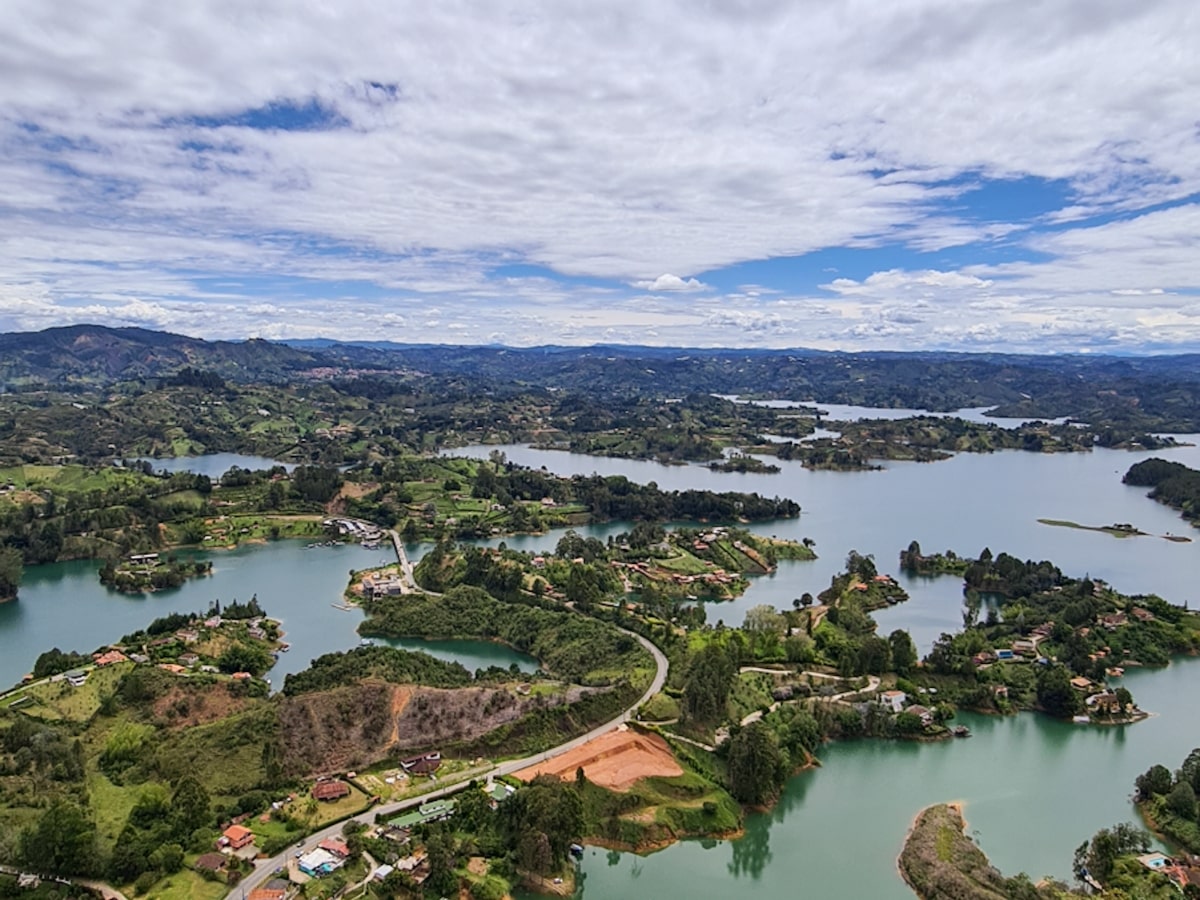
[19,801,98,876]
[1035,664,1080,718]
[888,630,917,675]
[683,643,735,722]
[1167,781,1197,820]
[0,547,22,600]
[1135,764,1173,799]
[171,776,211,840]
[1179,747,1200,794]
[727,721,788,806]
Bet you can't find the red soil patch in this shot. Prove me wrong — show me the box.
[513,727,682,792]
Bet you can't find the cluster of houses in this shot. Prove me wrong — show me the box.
[360,570,405,598]
[609,558,737,588]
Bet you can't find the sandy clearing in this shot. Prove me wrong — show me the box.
[513,726,682,791]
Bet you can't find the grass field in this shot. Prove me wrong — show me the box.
[10,663,133,721]
[137,868,229,900]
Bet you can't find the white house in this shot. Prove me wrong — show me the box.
[879,690,907,713]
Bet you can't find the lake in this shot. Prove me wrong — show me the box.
[8,433,1200,898]
[0,539,535,689]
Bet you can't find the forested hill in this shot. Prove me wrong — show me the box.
[4,324,1200,427]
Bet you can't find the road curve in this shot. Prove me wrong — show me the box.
[231,625,667,898]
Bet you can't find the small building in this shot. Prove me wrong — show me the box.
[319,837,350,858]
[247,880,289,900]
[1086,691,1121,714]
[1131,607,1155,622]
[231,671,253,681]
[65,669,88,688]
[222,824,255,850]
[1100,613,1127,630]
[995,649,1014,661]
[992,685,1009,701]
[179,653,200,667]
[371,864,396,882]
[176,629,200,644]
[93,650,129,666]
[878,690,907,714]
[1012,639,1039,656]
[1070,676,1094,692]
[195,852,226,874]
[905,705,934,727]
[298,847,345,877]
[204,616,223,629]
[312,780,351,802]
[401,751,442,775]
[158,663,187,675]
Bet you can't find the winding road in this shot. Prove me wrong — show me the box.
[229,628,667,899]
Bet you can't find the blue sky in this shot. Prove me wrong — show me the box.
[1,0,1199,352]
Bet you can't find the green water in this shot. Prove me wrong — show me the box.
[0,539,535,689]
[8,438,1200,897]
[558,659,1200,899]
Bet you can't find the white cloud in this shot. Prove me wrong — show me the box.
[632,274,709,292]
[0,0,1198,350]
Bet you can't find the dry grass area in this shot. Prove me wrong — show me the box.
[514,726,682,791]
[150,682,251,729]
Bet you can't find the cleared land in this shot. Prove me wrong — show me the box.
[513,726,682,791]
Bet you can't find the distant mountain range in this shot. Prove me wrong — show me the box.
[3,325,1200,421]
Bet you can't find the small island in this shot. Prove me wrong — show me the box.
[98,552,213,593]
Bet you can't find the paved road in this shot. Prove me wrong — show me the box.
[230,627,667,899]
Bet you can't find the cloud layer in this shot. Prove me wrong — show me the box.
[1,0,1198,350]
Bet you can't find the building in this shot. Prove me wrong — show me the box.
[298,848,345,877]
[65,669,88,687]
[1070,676,1094,692]
[319,837,350,858]
[312,780,351,801]
[221,824,255,850]
[995,649,1015,661]
[93,650,128,666]
[878,690,907,713]
[247,879,289,900]
[195,853,226,874]
[401,751,442,775]
[905,705,934,727]
[371,864,396,882]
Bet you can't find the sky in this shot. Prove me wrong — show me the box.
[2,0,1199,353]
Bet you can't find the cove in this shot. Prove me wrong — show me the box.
[0,539,535,689]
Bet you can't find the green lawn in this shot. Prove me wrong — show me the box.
[138,869,229,900]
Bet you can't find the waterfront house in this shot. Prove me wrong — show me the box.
[878,690,907,713]
[312,780,351,801]
[221,824,255,850]
[905,705,934,727]
[1086,692,1121,715]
